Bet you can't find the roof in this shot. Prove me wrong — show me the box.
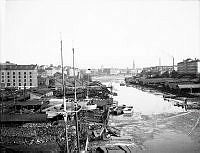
[177,59,200,65]
[0,64,37,70]
[0,113,47,122]
[14,100,44,106]
[178,84,200,89]
[29,88,53,96]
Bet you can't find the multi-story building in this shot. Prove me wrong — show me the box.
[0,62,38,89]
[143,66,174,74]
[45,65,62,77]
[177,58,200,75]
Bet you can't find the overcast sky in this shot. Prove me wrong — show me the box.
[0,0,200,69]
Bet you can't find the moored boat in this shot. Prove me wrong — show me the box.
[123,106,134,116]
[120,82,126,86]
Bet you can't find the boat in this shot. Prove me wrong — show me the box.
[79,99,97,110]
[123,106,134,116]
[112,92,118,96]
[163,94,176,99]
[120,82,126,86]
[112,105,125,115]
[95,145,136,153]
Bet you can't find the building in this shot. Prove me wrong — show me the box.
[29,89,53,99]
[142,66,174,77]
[177,58,200,75]
[0,62,38,89]
[68,68,80,77]
[45,66,62,76]
[110,68,120,75]
[102,68,121,75]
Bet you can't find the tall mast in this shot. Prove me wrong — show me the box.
[60,34,66,112]
[73,46,80,152]
[60,34,69,153]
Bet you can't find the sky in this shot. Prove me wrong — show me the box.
[0,0,200,69]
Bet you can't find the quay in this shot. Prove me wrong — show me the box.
[125,76,200,110]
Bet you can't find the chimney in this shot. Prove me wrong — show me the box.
[159,58,161,67]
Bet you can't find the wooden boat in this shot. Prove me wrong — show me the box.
[113,107,124,115]
[123,106,134,116]
[120,82,125,86]
[163,94,176,99]
[95,145,136,153]
[78,99,97,110]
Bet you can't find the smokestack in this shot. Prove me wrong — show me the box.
[133,59,135,70]
[159,57,161,66]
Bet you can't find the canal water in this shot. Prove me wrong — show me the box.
[93,76,200,153]
[112,83,184,115]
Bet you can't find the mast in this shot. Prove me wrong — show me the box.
[60,35,66,112]
[60,34,69,153]
[73,47,80,152]
[86,69,91,99]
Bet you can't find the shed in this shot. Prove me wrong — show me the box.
[178,84,200,93]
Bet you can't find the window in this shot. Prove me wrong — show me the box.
[2,80,4,82]
[30,83,32,86]
[18,72,21,75]
[2,76,4,79]
[7,72,9,75]
[30,79,32,82]
[29,72,32,75]
[24,79,26,82]
[13,75,15,78]
[24,72,26,75]
[30,75,32,78]
[13,72,15,75]
[24,75,26,78]
[19,79,21,82]
[7,75,10,78]
[19,76,21,78]
[7,79,10,82]
[13,79,15,82]
[24,83,26,86]
[1,72,4,75]
[7,83,10,86]
[19,83,21,86]
[13,83,15,86]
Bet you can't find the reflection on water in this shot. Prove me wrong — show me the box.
[109,82,184,115]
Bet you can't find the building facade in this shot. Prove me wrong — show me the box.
[0,62,38,89]
[143,66,174,74]
[177,59,200,75]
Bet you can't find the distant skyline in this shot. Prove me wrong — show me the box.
[0,0,200,69]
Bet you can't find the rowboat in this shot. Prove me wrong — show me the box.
[123,106,134,116]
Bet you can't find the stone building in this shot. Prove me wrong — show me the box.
[177,58,200,75]
[0,62,38,89]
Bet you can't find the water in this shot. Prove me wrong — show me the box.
[93,76,200,152]
[109,82,184,115]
